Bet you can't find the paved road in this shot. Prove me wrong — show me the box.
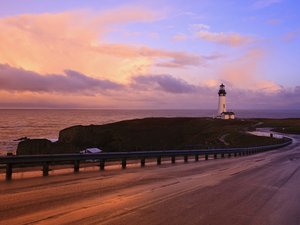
[0,134,299,225]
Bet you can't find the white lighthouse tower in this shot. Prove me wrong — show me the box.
[218,83,227,115]
[217,84,235,119]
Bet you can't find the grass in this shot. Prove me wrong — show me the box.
[57,117,285,152]
[17,117,294,155]
[256,118,300,134]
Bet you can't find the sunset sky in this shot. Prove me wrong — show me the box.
[0,0,299,109]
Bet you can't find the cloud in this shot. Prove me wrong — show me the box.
[266,19,281,25]
[0,7,161,82]
[90,43,212,68]
[234,86,300,110]
[132,75,198,93]
[190,23,210,31]
[218,47,284,94]
[0,64,122,93]
[154,51,216,68]
[172,33,188,42]
[0,6,297,110]
[253,0,282,9]
[283,30,300,42]
[196,31,253,47]
[0,8,215,83]
[0,64,298,109]
[174,11,204,20]
[221,48,264,85]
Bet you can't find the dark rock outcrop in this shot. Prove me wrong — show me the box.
[17,138,80,155]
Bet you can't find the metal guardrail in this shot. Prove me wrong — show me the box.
[0,138,292,180]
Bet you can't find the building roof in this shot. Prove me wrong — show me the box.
[221,112,235,115]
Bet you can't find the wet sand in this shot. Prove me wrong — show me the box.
[0,134,299,225]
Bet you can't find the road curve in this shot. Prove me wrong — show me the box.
[0,134,299,225]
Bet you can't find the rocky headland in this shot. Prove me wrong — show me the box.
[16,117,298,155]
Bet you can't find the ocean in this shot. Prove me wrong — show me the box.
[0,109,299,155]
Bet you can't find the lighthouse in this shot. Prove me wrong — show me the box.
[217,84,235,119]
[218,83,226,115]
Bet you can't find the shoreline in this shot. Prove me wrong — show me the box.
[16,117,292,155]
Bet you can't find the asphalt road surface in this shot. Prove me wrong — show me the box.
[0,134,299,225]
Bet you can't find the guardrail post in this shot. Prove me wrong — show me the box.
[234,152,237,157]
[122,158,127,169]
[99,159,105,171]
[221,153,224,158]
[141,158,145,167]
[184,155,188,163]
[195,155,199,161]
[171,156,176,164]
[6,163,12,181]
[157,156,161,165]
[74,160,80,172]
[214,154,217,159]
[43,162,49,176]
[239,152,242,156]
[228,153,231,158]
[205,154,208,160]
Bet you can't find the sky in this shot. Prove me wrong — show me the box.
[0,0,299,109]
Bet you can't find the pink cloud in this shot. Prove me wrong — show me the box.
[196,31,253,47]
[283,30,300,42]
[91,43,211,68]
[0,64,122,94]
[0,63,298,109]
[0,8,161,82]
[0,7,215,84]
[218,48,283,94]
[131,75,198,93]
[266,19,281,25]
[172,33,188,42]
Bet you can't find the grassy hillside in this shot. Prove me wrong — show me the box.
[256,118,300,134]
[17,117,290,155]
[58,117,284,152]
